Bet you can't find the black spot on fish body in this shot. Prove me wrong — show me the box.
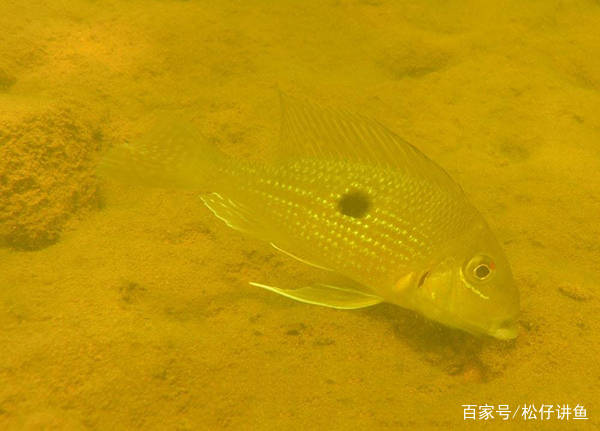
[338,190,370,218]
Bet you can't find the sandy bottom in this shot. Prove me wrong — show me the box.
[1,0,599,429]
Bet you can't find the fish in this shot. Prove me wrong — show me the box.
[99,93,520,340]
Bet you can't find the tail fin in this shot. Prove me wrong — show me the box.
[98,115,225,191]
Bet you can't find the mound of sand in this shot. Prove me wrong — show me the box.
[0,99,102,249]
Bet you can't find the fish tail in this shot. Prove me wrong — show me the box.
[98,115,226,191]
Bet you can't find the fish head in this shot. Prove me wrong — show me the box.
[409,224,520,340]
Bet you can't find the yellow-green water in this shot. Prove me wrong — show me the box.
[1,0,599,429]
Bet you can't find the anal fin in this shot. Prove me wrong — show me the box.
[270,242,333,272]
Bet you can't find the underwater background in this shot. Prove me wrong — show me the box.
[1,0,599,429]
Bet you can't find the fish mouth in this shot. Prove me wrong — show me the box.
[491,327,518,340]
[445,315,519,340]
[488,320,519,340]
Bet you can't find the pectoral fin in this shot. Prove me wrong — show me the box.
[249,281,383,309]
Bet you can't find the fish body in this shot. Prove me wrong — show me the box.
[212,158,475,297]
[101,94,520,339]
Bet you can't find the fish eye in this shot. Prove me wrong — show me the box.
[463,254,495,283]
[473,263,491,280]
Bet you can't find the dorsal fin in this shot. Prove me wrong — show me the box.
[279,92,463,194]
